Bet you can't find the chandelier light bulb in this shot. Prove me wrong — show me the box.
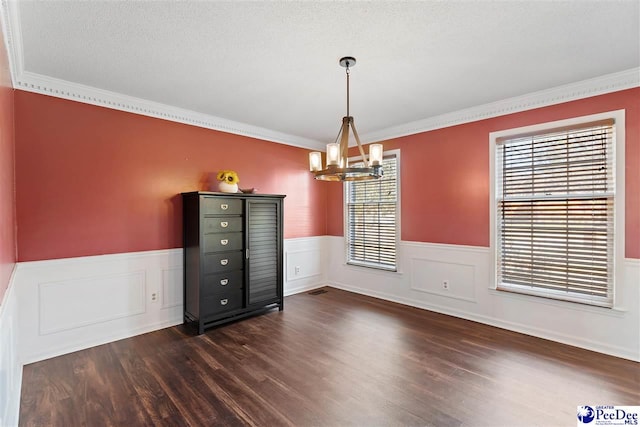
[326,143,340,167]
[309,151,322,172]
[369,144,383,166]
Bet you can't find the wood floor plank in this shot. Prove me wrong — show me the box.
[109,337,183,424]
[19,287,640,426]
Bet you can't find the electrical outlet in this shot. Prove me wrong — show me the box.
[295,266,301,275]
[151,292,158,303]
[442,280,449,290]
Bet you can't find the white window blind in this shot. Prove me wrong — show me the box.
[496,120,615,307]
[346,155,398,271]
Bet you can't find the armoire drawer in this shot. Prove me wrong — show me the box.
[203,251,244,274]
[202,288,243,317]
[203,232,243,253]
[202,270,243,296]
[203,217,243,234]
[202,197,242,215]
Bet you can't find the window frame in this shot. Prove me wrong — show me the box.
[489,110,625,308]
[343,149,401,272]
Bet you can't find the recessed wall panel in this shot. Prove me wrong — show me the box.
[38,271,146,335]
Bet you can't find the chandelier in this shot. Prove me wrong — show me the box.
[309,57,383,181]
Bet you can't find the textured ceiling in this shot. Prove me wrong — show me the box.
[9,1,640,147]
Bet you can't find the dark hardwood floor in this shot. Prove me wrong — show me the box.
[19,287,639,426]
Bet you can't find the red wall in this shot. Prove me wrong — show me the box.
[13,87,640,263]
[0,29,15,303]
[327,88,640,259]
[15,92,328,261]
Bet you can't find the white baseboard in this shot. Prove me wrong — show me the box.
[326,236,640,362]
[15,249,185,365]
[12,236,636,370]
[284,282,327,297]
[13,236,329,365]
[328,280,638,362]
[0,266,21,427]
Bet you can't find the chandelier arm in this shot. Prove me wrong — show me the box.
[350,119,369,167]
[333,120,344,147]
[340,117,350,168]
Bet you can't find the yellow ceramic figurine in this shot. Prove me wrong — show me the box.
[216,170,240,193]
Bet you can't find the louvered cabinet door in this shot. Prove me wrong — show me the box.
[246,199,282,306]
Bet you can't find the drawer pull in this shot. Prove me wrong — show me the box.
[220,259,228,266]
[221,203,228,210]
[220,239,228,246]
[220,299,228,306]
[220,278,229,286]
[220,221,228,228]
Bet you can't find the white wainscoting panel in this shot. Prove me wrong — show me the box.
[327,236,640,361]
[161,267,183,309]
[284,236,328,296]
[411,258,476,302]
[0,267,21,427]
[15,249,184,364]
[14,237,329,365]
[39,271,146,335]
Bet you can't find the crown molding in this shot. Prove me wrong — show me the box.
[14,67,637,152]
[360,67,640,144]
[16,71,324,149]
[1,0,638,150]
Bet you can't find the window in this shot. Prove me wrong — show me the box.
[345,152,399,271]
[492,111,624,308]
